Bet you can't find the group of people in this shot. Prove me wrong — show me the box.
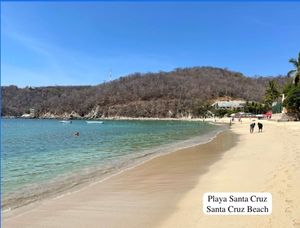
[250,122,263,133]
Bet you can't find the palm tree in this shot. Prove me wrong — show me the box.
[287,52,300,86]
[265,80,280,105]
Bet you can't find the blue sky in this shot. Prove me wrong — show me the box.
[1,1,300,87]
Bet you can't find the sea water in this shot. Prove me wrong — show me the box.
[1,119,223,210]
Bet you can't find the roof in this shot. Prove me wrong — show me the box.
[212,100,246,108]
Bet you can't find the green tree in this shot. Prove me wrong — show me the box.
[244,101,268,114]
[264,80,280,105]
[283,85,300,119]
[288,52,300,86]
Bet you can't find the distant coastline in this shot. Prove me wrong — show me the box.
[1,115,219,122]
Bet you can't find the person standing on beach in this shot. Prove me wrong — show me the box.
[250,123,255,133]
[258,122,263,132]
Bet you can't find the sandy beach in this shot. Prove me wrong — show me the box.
[3,119,300,228]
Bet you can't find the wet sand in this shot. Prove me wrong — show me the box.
[3,130,237,228]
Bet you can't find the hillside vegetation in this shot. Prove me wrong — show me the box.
[2,67,288,118]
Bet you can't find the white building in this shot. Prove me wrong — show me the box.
[21,108,35,118]
[212,100,246,110]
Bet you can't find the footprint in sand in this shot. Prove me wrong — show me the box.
[284,169,289,174]
[285,199,293,204]
[268,218,272,226]
[264,174,277,187]
[293,219,300,227]
[285,206,292,213]
[278,190,284,197]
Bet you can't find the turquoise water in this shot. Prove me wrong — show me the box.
[1,119,222,209]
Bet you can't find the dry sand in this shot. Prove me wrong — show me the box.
[3,120,300,228]
[159,120,300,228]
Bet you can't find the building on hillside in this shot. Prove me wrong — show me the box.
[212,100,246,110]
[30,108,35,117]
[21,108,35,118]
[21,113,32,118]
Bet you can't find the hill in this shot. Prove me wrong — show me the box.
[1,67,288,118]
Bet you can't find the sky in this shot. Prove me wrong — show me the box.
[1,1,300,87]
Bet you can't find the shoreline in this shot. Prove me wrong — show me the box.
[2,122,227,212]
[3,128,237,227]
